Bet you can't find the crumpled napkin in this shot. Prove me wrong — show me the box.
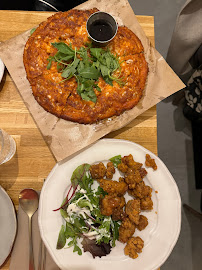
[166,0,202,83]
[9,204,60,270]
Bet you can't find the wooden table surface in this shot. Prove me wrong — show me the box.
[0,10,157,270]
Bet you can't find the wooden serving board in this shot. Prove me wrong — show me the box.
[0,10,156,270]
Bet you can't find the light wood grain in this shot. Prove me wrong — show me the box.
[0,10,156,270]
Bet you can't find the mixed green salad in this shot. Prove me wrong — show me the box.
[54,157,121,258]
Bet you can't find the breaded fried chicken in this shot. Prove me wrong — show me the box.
[124,236,144,259]
[99,179,128,196]
[128,181,152,199]
[136,215,148,231]
[106,162,115,179]
[119,217,136,243]
[125,199,140,225]
[100,194,125,216]
[140,196,153,210]
[90,162,106,179]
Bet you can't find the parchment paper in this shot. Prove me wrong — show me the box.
[0,0,185,162]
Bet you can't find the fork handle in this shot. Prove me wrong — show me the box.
[38,239,46,270]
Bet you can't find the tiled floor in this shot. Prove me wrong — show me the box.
[1,0,201,269]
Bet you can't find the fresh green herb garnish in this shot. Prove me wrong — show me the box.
[56,225,66,249]
[30,27,36,35]
[70,163,91,189]
[95,186,108,197]
[47,42,124,102]
[111,219,120,247]
[109,155,122,167]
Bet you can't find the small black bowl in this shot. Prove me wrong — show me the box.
[86,11,118,46]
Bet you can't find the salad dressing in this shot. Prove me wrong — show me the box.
[66,195,91,219]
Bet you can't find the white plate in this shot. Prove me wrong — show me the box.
[0,186,17,266]
[0,58,4,83]
[38,139,181,270]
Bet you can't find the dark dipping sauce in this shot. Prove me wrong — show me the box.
[88,20,114,41]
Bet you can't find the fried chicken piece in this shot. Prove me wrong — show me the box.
[125,168,142,189]
[124,236,144,259]
[140,196,153,210]
[122,154,143,170]
[133,170,143,184]
[100,194,125,216]
[119,217,136,243]
[106,162,115,179]
[117,162,128,173]
[125,199,140,225]
[119,177,125,182]
[112,207,127,221]
[124,168,136,189]
[139,167,148,178]
[128,181,152,199]
[99,179,128,196]
[90,162,106,179]
[145,154,157,170]
[136,215,148,231]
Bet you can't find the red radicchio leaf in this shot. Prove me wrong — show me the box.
[53,184,78,211]
[81,237,111,258]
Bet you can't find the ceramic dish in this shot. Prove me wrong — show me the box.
[38,138,181,270]
[0,58,4,83]
[0,186,17,266]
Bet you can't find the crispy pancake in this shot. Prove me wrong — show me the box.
[23,9,148,124]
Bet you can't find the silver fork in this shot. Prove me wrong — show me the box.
[38,239,46,270]
[38,180,47,270]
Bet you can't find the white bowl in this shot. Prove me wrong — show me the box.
[0,58,5,83]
